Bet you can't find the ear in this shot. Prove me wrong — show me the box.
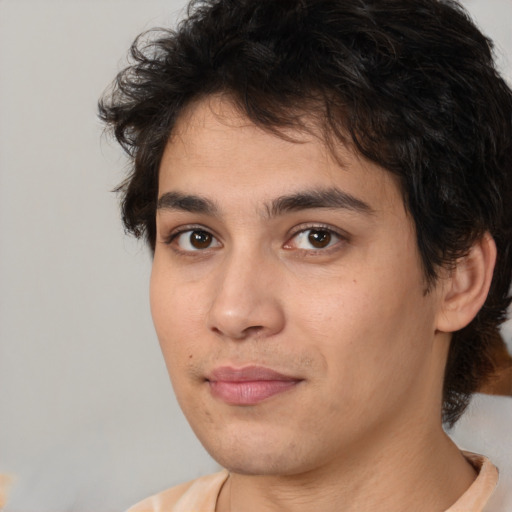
[436,233,497,333]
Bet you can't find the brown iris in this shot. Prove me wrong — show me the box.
[190,230,213,249]
[308,230,332,248]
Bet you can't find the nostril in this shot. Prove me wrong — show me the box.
[210,323,265,340]
[244,325,264,336]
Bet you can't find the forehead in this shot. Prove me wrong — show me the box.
[159,95,404,216]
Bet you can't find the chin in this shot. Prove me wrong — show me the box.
[195,425,318,476]
[213,450,301,476]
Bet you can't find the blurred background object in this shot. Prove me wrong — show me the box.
[0,475,15,509]
[479,334,512,396]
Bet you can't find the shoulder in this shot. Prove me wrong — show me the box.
[446,452,499,512]
[449,395,512,511]
[125,480,195,512]
[125,470,229,512]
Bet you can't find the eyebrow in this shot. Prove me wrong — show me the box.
[267,187,374,217]
[157,191,218,215]
[156,187,374,218]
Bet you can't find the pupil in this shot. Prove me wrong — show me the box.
[308,230,331,248]
[190,231,212,249]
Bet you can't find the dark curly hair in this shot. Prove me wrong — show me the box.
[99,0,512,426]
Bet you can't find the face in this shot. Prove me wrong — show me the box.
[151,96,448,476]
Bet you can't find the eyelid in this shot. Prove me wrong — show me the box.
[284,223,349,251]
[162,224,222,250]
[160,222,348,252]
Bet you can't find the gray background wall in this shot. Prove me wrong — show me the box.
[0,1,510,511]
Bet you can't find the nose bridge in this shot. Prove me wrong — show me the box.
[207,243,285,340]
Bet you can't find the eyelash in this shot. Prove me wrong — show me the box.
[284,223,347,253]
[163,225,222,252]
[162,223,347,254]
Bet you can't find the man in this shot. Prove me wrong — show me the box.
[99,0,512,510]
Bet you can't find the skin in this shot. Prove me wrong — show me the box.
[150,96,481,512]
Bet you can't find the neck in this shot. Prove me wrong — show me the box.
[216,421,476,512]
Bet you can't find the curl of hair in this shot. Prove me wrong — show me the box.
[99,0,512,426]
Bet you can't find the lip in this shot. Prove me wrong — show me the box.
[207,365,302,405]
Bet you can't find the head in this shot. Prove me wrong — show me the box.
[99,0,512,444]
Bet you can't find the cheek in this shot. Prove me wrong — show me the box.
[150,269,210,412]
[294,265,434,393]
[149,262,206,364]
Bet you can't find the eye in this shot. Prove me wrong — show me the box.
[286,228,342,251]
[173,229,221,251]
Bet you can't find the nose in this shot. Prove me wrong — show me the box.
[207,251,286,341]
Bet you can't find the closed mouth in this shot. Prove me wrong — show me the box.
[207,365,303,405]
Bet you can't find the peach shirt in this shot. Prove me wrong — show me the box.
[127,452,498,512]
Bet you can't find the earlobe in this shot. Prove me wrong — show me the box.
[435,233,497,333]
